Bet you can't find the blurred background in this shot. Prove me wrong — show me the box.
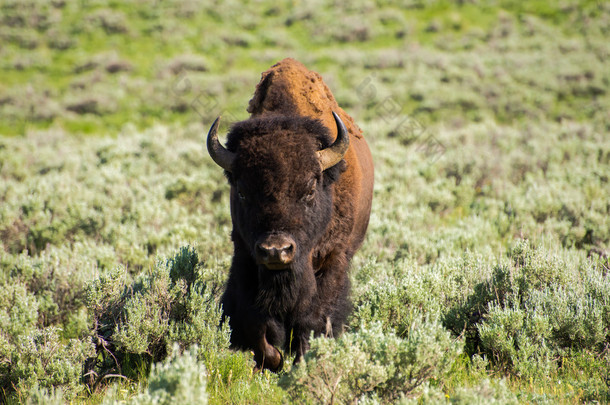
[1,0,608,136]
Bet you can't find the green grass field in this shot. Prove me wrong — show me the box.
[1,0,609,403]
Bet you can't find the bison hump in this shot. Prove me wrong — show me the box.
[247,58,362,140]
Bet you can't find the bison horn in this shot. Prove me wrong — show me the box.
[317,112,350,171]
[207,116,235,172]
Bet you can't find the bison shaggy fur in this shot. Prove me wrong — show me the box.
[208,58,374,371]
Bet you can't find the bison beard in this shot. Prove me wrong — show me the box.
[255,266,302,317]
[207,58,373,372]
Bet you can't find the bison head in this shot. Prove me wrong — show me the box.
[207,113,348,311]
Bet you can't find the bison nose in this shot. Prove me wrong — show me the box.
[255,234,296,269]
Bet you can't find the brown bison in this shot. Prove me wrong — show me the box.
[206,58,373,371]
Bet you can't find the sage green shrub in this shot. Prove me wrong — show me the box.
[352,252,494,339]
[280,319,461,404]
[25,384,66,405]
[444,240,610,381]
[351,258,441,336]
[396,379,519,405]
[128,345,208,405]
[0,268,94,400]
[85,246,229,386]
[0,245,98,339]
[0,325,93,400]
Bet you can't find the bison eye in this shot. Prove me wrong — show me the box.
[302,179,317,203]
[236,185,247,202]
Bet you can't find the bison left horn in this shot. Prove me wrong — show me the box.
[317,112,350,171]
[207,116,236,172]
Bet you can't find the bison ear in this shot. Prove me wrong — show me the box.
[206,116,236,172]
[317,112,349,171]
[323,159,346,185]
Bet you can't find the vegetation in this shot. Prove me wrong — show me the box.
[1,0,609,403]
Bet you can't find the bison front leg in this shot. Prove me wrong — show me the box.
[289,332,311,365]
[223,287,284,371]
[222,249,286,372]
[314,250,352,337]
[289,250,351,363]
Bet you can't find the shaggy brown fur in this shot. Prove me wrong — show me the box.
[215,58,374,371]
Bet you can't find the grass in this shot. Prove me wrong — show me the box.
[1,0,609,403]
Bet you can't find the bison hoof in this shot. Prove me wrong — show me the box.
[255,346,283,373]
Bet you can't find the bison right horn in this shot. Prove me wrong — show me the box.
[207,116,235,172]
[317,112,350,171]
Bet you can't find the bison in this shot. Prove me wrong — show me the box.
[206,58,374,371]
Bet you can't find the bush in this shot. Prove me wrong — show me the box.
[128,344,208,405]
[396,379,519,405]
[0,273,94,401]
[280,319,461,404]
[85,246,229,388]
[444,240,610,378]
[351,259,444,337]
[0,326,93,401]
[25,384,66,405]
